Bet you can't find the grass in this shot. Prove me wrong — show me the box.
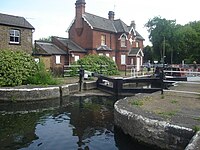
[171,99,178,104]
[131,100,144,106]
[156,111,177,119]
[130,96,152,107]
[193,126,200,132]
[193,117,200,121]
[161,95,165,99]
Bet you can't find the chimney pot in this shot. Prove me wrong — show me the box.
[108,11,115,20]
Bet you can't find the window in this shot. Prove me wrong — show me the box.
[10,29,20,44]
[136,41,139,47]
[121,36,126,47]
[99,53,103,56]
[106,53,109,57]
[121,55,126,65]
[34,58,40,63]
[55,55,61,64]
[112,56,115,62]
[131,58,134,64]
[75,55,80,62]
[101,35,106,45]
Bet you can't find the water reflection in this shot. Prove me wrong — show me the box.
[0,95,156,150]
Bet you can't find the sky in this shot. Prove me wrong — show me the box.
[1,0,200,46]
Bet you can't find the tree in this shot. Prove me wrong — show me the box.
[143,45,153,62]
[174,24,198,63]
[38,36,52,42]
[145,17,200,64]
[145,16,177,64]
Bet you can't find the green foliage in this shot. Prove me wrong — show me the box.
[145,17,200,64]
[131,100,144,106]
[145,16,176,63]
[157,111,177,119]
[171,99,178,104]
[0,50,37,87]
[70,54,119,76]
[193,126,200,132]
[143,45,154,62]
[38,36,52,42]
[27,62,59,85]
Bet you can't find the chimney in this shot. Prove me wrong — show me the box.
[75,0,86,16]
[108,11,115,20]
[75,0,86,33]
[130,20,136,29]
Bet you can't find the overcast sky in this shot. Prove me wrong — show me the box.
[1,0,200,46]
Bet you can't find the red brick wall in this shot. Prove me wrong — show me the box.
[69,17,144,71]
[69,20,93,50]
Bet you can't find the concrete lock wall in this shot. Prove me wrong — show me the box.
[0,81,97,101]
[0,87,60,101]
[114,98,195,150]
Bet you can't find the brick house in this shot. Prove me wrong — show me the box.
[34,36,86,74]
[34,0,145,73]
[0,13,34,54]
[68,0,145,70]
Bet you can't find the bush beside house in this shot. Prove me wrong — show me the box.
[69,54,119,76]
[0,50,57,87]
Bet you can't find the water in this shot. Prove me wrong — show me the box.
[0,96,156,150]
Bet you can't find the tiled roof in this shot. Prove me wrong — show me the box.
[83,13,116,32]
[0,13,34,29]
[82,12,144,40]
[35,41,67,55]
[97,45,112,51]
[113,19,129,33]
[128,48,140,56]
[55,37,86,52]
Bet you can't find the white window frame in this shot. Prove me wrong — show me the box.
[74,55,80,62]
[136,41,139,47]
[9,29,20,44]
[121,36,126,47]
[99,53,103,56]
[106,53,109,57]
[112,56,115,62]
[55,55,61,64]
[34,58,40,63]
[101,35,106,45]
[121,55,126,65]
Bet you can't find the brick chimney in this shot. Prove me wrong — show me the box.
[75,0,86,32]
[108,11,115,20]
[130,20,136,29]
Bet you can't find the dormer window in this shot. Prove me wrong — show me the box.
[101,35,106,45]
[9,29,20,44]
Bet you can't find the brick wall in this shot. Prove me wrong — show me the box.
[69,20,93,50]
[0,25,33,54]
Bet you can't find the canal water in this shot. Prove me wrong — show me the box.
[0,95,156,150]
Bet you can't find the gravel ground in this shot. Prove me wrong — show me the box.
[131,82,200,129]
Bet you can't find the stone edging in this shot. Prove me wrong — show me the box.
[185,131,200,150]
[114,97,197,150]
[0,81,97,101]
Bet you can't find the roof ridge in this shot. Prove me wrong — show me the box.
[84,12,111,21]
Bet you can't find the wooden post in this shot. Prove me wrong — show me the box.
[79,66,84,91]
[113,77,123,96]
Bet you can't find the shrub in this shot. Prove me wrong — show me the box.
[69,54,119,76]
[27,62,59,85]
[0,50,37,87]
